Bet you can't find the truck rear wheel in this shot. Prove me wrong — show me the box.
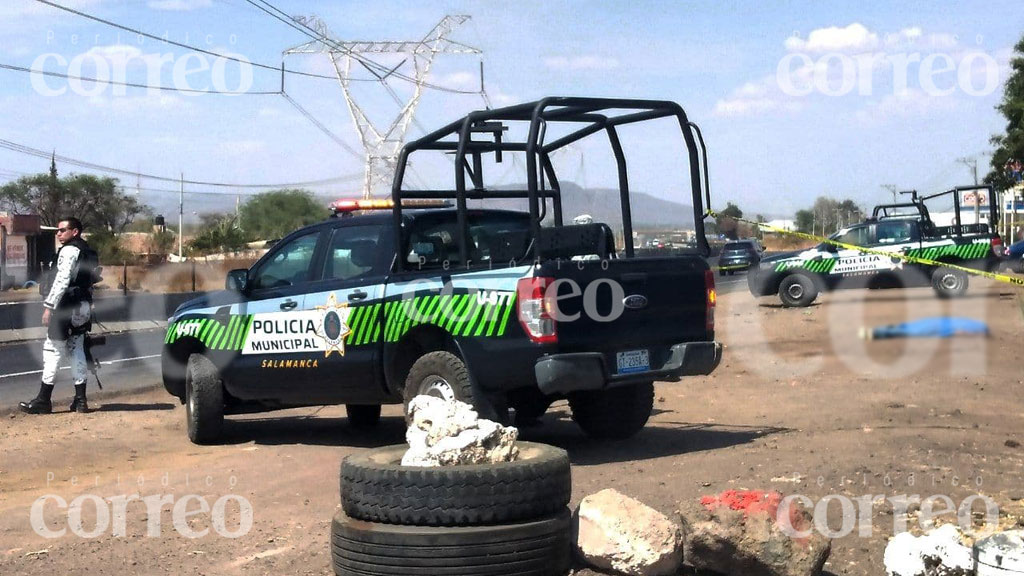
[403,351,475,416]
[185,353,223,444]
[569,382,654,440]
[932,267,968,298]
[778,274,818,307]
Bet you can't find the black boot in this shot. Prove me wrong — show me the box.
[19,384,54,415]
[69,384,89,413]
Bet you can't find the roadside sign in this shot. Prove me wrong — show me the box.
[962,189,989,208]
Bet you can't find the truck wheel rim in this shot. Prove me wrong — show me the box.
[787,284,804,299]
[940,274,960,290]
[419,376,455,402]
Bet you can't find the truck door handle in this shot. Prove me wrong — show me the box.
[280,299,298,310]
[348,291,368,302]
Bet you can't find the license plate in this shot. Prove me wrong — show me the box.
[616,349,649,374]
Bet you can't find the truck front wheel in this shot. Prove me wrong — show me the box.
[569,382,654,440]
[185,353,224,444]
[403,351,475,417]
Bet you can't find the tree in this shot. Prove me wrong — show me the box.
[794,197,865,235]
[714,202,744,239]
[985,35,1024,189]
[88,228,134,264]
[189,213,250,255]
[238,189,326,240]
[795,209,814,233]
[0,172,145,232]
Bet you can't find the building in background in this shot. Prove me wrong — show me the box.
[0,212,56,290]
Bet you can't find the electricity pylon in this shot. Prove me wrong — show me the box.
[286,15,483,198]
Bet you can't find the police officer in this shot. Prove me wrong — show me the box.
[20,217,98,414]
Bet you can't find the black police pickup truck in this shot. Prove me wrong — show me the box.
[162,97,722,444]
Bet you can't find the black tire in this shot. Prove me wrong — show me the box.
[932,267,969,298]
[331,508,572,576]
[341,442,571,526]
[403,351,475,415]
[718,269,725,276]
[185,353,223,444]
[778,274,818,307]
[346,404,381,429]
[568,382,654,440]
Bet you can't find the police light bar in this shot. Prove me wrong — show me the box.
[329,198,451,214]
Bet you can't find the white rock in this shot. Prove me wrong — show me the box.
[884,532,928,576]
[401,395,518,467]
[884,524,973,576]
[574,488,682,576]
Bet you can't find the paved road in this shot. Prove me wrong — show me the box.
[0,329,165,409]
[0,276,749,410]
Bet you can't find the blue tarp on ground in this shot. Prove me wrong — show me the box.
[867,317,989,340]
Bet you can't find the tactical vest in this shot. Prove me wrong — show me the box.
[60,237,100,305]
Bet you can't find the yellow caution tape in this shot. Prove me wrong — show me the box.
[708,209,1024,287]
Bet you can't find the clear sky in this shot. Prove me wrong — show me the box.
[1,0,1021,221]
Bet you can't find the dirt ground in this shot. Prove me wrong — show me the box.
[1,281,1023,576]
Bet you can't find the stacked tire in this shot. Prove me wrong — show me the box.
[332,442,573,576]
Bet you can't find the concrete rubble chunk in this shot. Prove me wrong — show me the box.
[975,529,1024,575]
[679,489,831,576]
[573,488,682,576]
[883,524,973,576]
[401,395,518,467]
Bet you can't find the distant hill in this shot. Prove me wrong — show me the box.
[469,181,696,229]
[139,181,697,229]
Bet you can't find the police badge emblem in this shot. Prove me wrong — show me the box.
[316,293,352,357]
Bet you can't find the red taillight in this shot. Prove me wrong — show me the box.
[705,269,716,333]
[517,277,557,344]
[991,236,1004,257]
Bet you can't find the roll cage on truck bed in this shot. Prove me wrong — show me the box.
[163,97,722,443]
[871,185,1001,238]
[390,96,714,263]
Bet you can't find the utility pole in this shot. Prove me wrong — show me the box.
[956,156,980,225]
[178,173,184,259]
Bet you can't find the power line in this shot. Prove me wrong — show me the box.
[126,182,361,196]
[0,138,361,188]
[280,93,364,160]
[31,0,374,83]
[0,62,281,95]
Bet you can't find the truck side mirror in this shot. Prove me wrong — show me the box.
[226,269,249,293]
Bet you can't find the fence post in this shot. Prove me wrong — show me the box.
[122,261,127,296]
[191,259,196,292]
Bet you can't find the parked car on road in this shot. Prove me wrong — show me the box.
[717,239,762,275]
[1006,238,1024,273]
